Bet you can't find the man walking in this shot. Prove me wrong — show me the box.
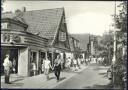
[77,57,81,69]
[3,54,12,84]
[73,57,77,71]
[54,54,62,82]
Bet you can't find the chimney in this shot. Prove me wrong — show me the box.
[22,7,26,12]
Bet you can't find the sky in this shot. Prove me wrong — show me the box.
[3,1,121,36]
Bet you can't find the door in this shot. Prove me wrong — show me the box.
[1,48,18,75]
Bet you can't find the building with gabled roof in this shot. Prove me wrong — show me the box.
[1,7,71,76]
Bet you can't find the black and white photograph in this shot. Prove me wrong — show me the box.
[1,0,127,89]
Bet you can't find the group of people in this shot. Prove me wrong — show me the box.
[43,54,62,82]
[3,54,63,84]
[65,57,89,71]
[31,54,63,82]
[3,53,91,84]
[90,56,108,66]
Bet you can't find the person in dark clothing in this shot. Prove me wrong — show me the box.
[54,54,62,82]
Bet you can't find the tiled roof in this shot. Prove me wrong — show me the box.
[2,8,64,40]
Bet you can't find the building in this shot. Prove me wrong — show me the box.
[68,35,81,59]
[1,7,70,76]
[87,35,98,58]
[71,34,90,59]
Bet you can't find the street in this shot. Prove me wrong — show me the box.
[54,63,112,89]
[1,62,115,89]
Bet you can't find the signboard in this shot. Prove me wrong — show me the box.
[1,23,8,29]
[59,31,66,42]
[2,33,21,43]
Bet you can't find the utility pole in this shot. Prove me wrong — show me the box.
[112,0,117,86]
[112,1,116,65]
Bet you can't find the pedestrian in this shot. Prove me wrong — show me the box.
[73,57,77,71]
[54,54,62,82]
[3,54,12,84]
[81,58,84,65]
[41,62,44,73]
[61,58,64,70]
[77,57,81,69]
[43,57,53,80]
[95,57,98,64]
[32,61,36,76]
[12,58,16,74]
[85,58,88,65]
[67,57,71,70]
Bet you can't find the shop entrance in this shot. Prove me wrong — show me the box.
[1,48,18,75]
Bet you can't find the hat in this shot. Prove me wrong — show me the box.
[6,54,9,57]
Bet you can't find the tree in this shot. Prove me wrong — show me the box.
[98,30,114,64]
[100,30,114,46]
[112,1,127,88]
[115,1,127,32]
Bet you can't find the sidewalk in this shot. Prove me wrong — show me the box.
[1,64,88,89]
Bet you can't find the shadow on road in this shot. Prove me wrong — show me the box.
[11,78,24,83]
[59,77,66,81]
[99,72,108,78]
[83,83,114,89]
[1,82,24,88]
[93,67,109,71]
[49,77,56,80]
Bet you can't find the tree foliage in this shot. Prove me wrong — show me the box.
[115,1,127,32]
[100,30,114,48]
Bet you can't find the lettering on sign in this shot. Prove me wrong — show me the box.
[1,23,8,29]
[59,31,66,42]
[12,35,21,43]
[2,33,21,43]
[3,33,10,42]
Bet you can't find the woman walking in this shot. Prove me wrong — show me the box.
[54,54,62,82]
[43,57,53,80]
[77,57,81,69]
[73,57,77,71]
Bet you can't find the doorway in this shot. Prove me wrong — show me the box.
[1,48,18,75]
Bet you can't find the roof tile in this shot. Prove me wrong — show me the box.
[2,8,64,40]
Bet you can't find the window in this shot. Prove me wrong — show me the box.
[30,51,37,63]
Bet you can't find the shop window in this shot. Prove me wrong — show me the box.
[30,51,37,76]
[31,51,37,63]
[40,52,45,63]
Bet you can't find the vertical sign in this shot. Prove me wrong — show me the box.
[59,31,66,42]
[1,23,8,29]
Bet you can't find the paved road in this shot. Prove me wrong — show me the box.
[53,63,112,89]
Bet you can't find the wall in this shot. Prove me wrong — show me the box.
[18,47,29,76]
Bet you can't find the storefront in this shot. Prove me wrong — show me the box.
[2,8,71,76]
[1,18,48,76]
